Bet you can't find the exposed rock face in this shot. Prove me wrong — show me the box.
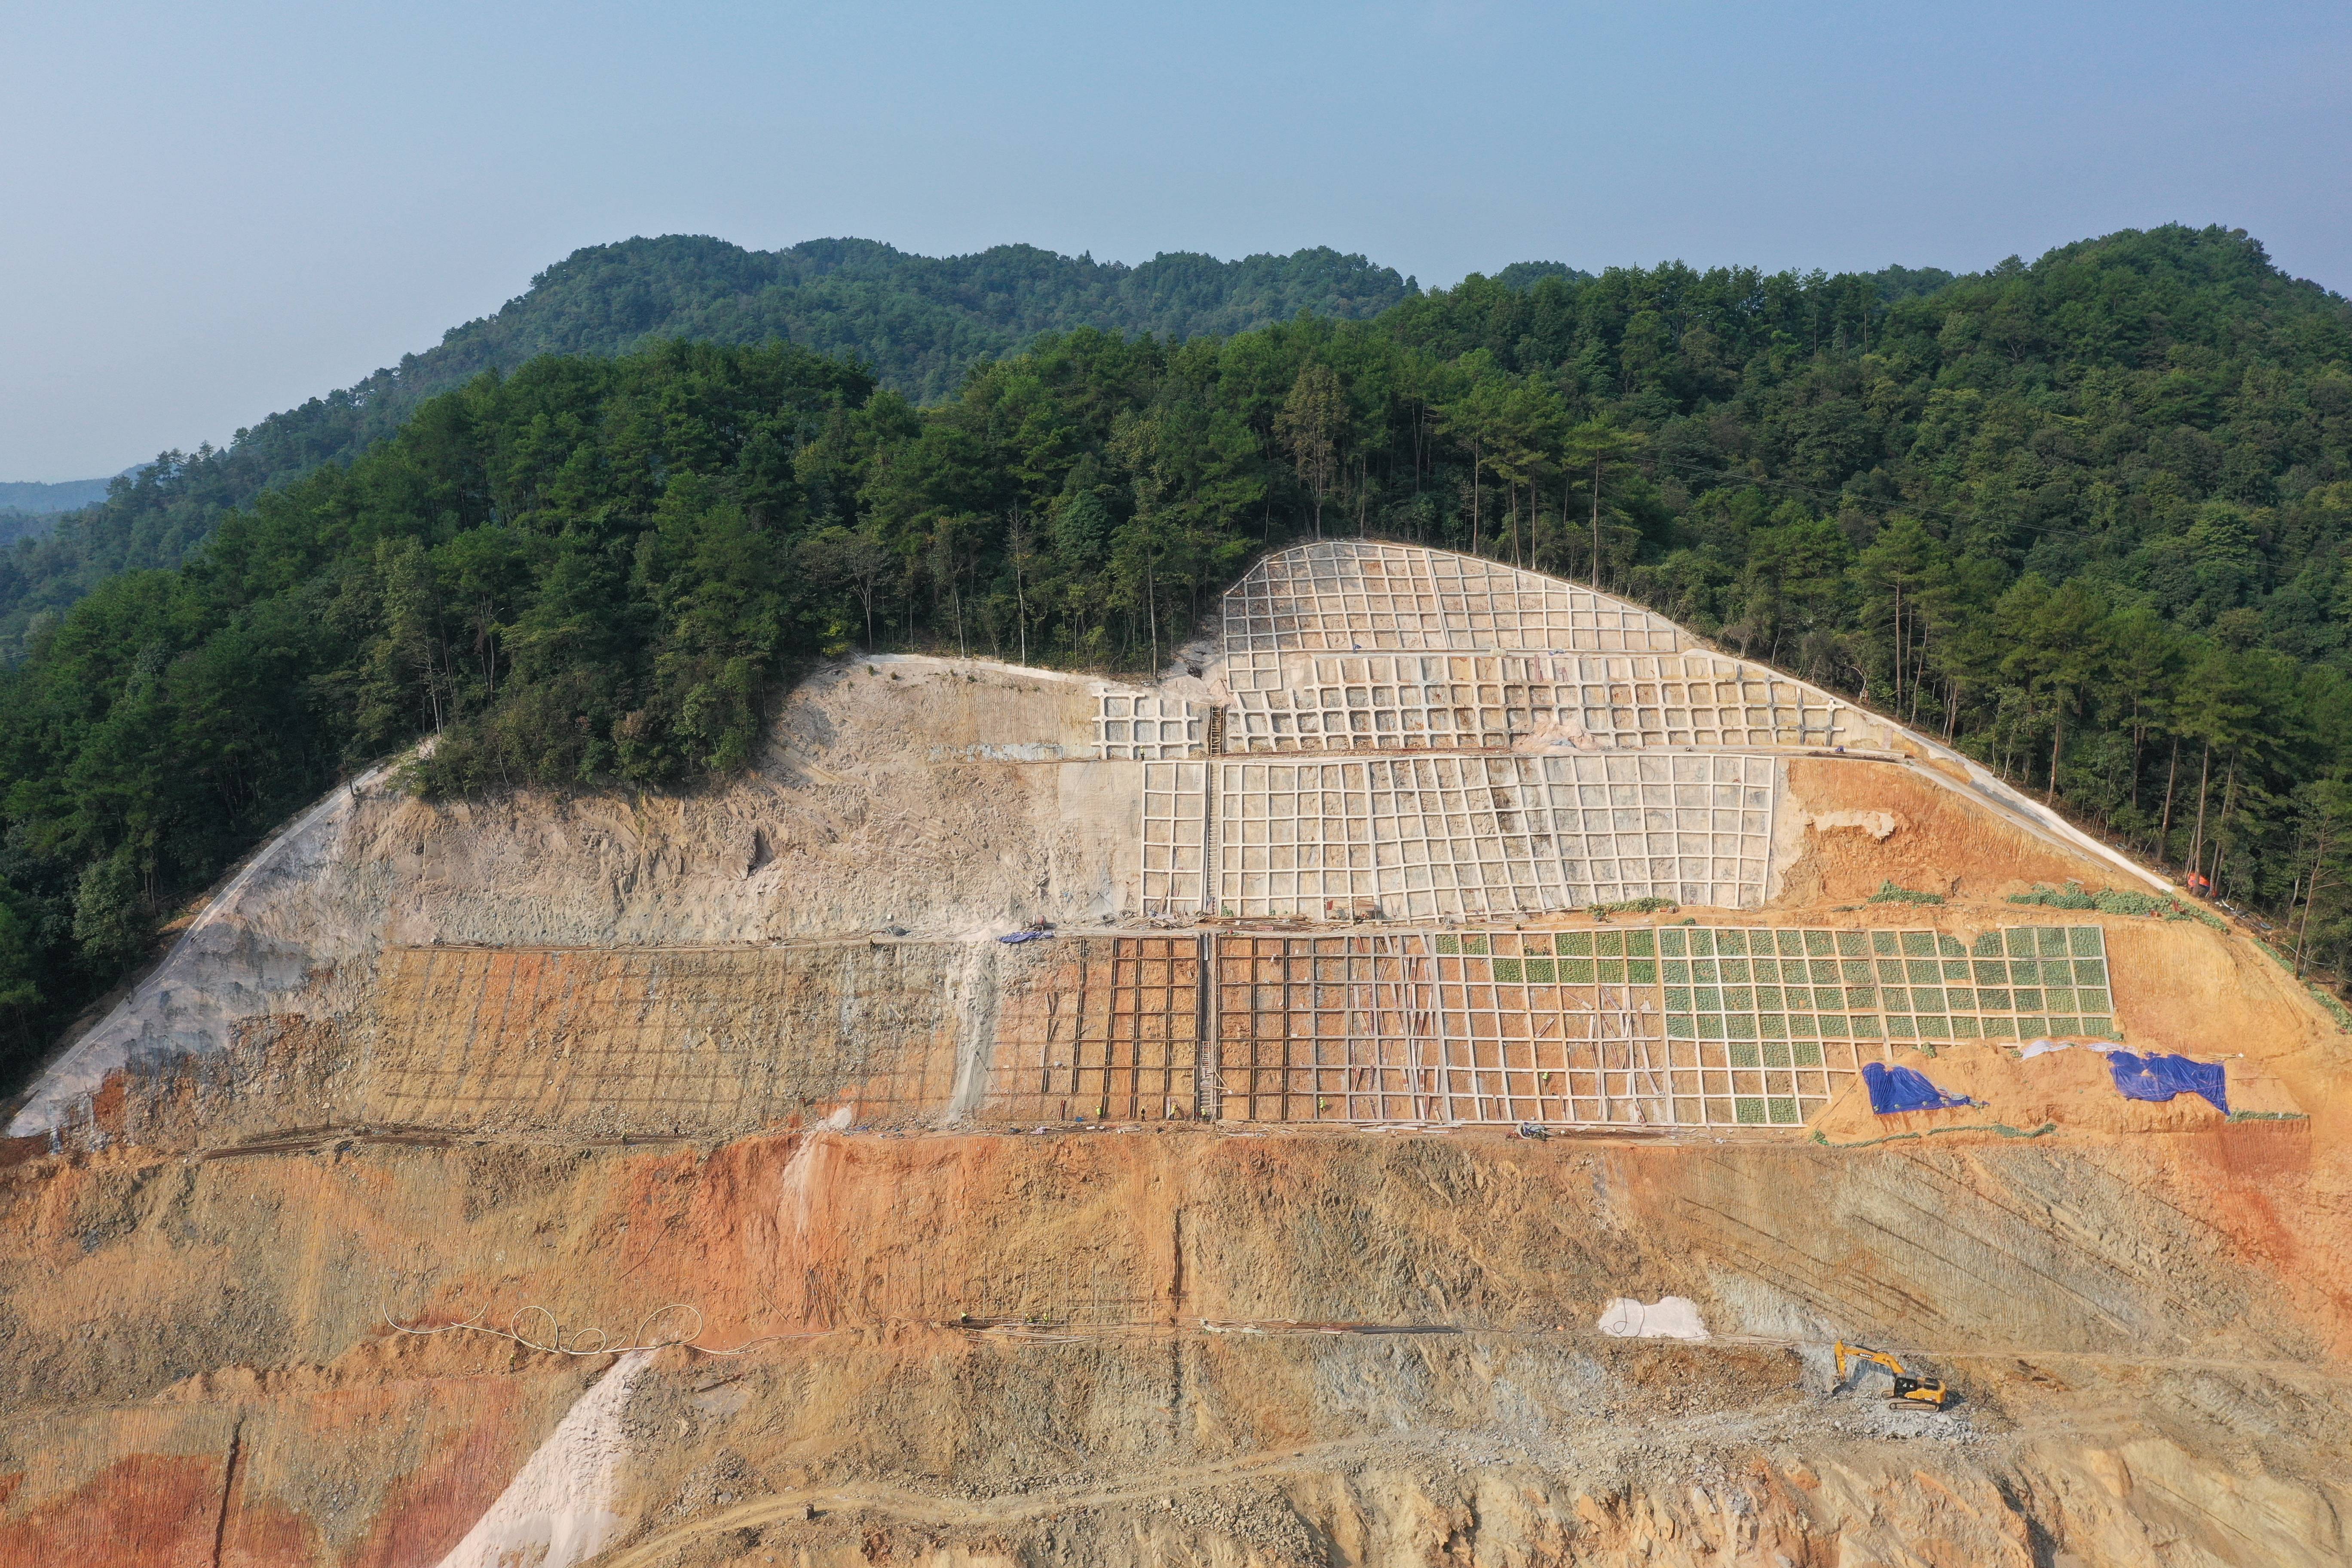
[4,547,2347,1565]
[4,1127,2347,1565]
[9,657,1136,1140]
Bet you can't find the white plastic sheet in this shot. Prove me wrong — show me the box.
[1597,1295,1710,1340]
[2020,1037,2118,1060]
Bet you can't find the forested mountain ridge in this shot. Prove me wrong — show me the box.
[4,221,2351,1095]
[423,237,1422,401]
[0,237,1415,655]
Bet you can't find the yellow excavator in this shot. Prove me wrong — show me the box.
[1833,1341,1953,1409]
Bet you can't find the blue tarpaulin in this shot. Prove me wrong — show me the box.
[1862,1061,1977,1115]
[997,929,1054,944]
[2107,1050,2228,1115]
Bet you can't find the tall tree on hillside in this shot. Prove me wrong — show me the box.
[0,888,39,1037]
[2101,605,2187,821]
[1006,506,1035,664]
[1999,577,2110,803]
[372,539,454,735]
[1487,381,1569,569]
[2174,646,2265,887]
[1563,418,1647,590]
[1276,363,1347,540]
[1434,357,1513,557]
[1853,518,1950,721]
[2290,773,2352,975]
[802,524,892,649]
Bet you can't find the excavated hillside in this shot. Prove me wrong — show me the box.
[3,543,2349,1567]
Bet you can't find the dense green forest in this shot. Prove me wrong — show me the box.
[0,238,1416,654]
[0,512,59,550]
[4,222,2351,1093]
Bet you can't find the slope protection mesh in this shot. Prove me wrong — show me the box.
[358,926,2116,1135]
[1222,542,1685,694]
[362,945,961,1133]
[1228,651,1848,753]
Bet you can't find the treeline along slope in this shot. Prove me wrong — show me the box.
[0,237,1416,654]
[3,222,2350,1094]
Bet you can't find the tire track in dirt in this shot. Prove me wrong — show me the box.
[598,1436,1396,1568]
[593,1337,2351,1568]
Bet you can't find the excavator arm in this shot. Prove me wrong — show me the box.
[1832,1340,1952,1408]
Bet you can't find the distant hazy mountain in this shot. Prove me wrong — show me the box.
[0,474,131,550]
[0,476,116,514]
[0,237,1418,648]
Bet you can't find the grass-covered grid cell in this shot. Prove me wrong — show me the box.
[1624,923,2119,1127]
[1203,922,2125,1133]
[1875,925,2113,1044]
[1666,927,1893,1126]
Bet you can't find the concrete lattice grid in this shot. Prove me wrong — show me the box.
[1092,689,1204,760]
[981,936,1202,1123]
[361,944,961,1133]
[1212,753,1776,919]
[1139,761,1211,916]
[1221,541,1686,694]
[1164,544,1895,925]
[1227,650,1850,753]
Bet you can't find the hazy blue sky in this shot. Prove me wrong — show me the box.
[3,0,2348,478]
